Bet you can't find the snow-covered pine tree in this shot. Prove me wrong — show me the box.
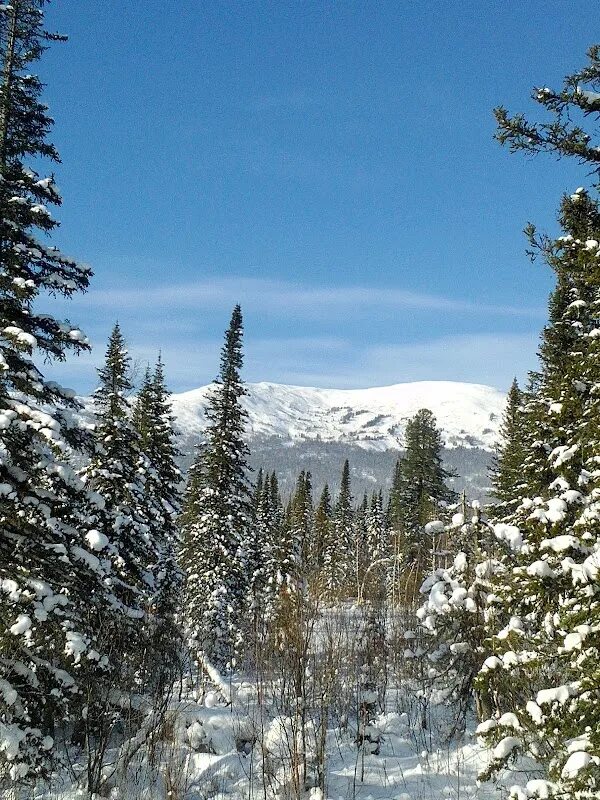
[323,460,354,597]
[267,470,312,605]
[293,470,314,583]
[354,493,369,593]
[0,1,115,781]
[79,323,179,784]
[415,504,497,736]
[86,325,161,609]
[132,354,183,689]
[135,355,182,591]
[477,190,600,798]
[476,50,600,796]
[263,470,285,620]
[313,483,332,589]
[361,491,389,602]
[132,365,154,443]
[366,491,388,564]
[179,305,252,669]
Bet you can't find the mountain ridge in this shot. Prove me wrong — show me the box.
[170,379,507,453]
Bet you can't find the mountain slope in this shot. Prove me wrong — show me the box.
[171,380,506,452]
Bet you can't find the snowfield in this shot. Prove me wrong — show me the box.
[24,660,525,800]
[169,381,506,452]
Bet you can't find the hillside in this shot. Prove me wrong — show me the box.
[168,380,507,498]
[171,380,505,450]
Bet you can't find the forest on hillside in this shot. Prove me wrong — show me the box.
[2,3,600,800]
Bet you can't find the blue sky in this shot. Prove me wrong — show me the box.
[39,1,598,393]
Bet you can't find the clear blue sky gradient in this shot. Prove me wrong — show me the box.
[38,1,598,393]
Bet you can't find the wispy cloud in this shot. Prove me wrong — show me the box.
[56,276,545,320]
[360,332,540,391]
[48,330,540,396]
[40,275,544,393]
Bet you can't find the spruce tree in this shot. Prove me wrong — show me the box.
[180,305,252,669]
[263,471,285,619]
[133,355,182,578]
[266,470,312,603]
[489,378,528,513]
[290,470,314,583]
[86,324,161,606]
[477,193,600,795]
[313,483,332,585]
[354,493,369,592]
[360,491,389,601]
[245,468,267,638]
[324,460,354,596]
[398,409,456,526]
[247,468,266,597]
[0,1,112,780]
[132,354,182,686]
[476,51,600,795]
[132,365,154,445]
[390,410,456,606]
[388,459,404,528]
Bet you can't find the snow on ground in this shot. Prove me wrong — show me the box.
[23,671,528,800]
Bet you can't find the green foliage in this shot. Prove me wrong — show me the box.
[490,379,529,511]
[179,306,252,669]
[322,460,355,596]
[477,49,600,796]
[387,410,457,605]
[0,2,110,779]
[494,45,600,185]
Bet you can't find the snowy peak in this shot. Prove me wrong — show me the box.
[170,380,506,452]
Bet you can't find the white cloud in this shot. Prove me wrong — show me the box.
[40,274,543,393]
[53,275,545,320]
[45,330,539,395]
[360,332,539,390]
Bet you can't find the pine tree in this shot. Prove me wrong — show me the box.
[489,378,528,513]
[133,355,182,578]
[388,459,404,529]
[0,2,113,780]
[291,470,314,582]
[180,305,252,669]
[390,410,456,606]
[86,324,160,607]
[132,354,182,686]
[324,460,354,596]
[493,45,600,188]
[477,196,600,794]
[313,483,332,585]
[354,493,369,592]
[132,365,154,445]
[360,491,389,602]
[399,409,456,528]
[267,470,312,603]
[476,52,600,794]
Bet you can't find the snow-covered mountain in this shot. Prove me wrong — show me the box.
[79,380,505,499]
[171,380,506,452]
